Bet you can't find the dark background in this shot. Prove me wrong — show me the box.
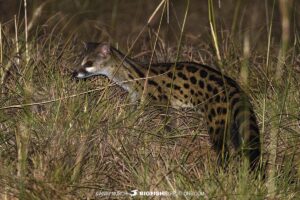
[1,0,299,50]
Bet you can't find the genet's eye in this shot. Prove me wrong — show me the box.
[84,61,93,67]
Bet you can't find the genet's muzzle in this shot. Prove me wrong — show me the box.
[72,67,89,78]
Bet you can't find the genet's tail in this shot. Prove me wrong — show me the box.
[230,93,261,171]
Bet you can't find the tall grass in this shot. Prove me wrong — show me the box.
[0,0,299,199]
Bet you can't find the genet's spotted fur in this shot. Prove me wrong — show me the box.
[73,42,261,171]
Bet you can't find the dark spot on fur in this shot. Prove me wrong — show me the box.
[199,80,205,88]
[250,124,259,133]
[159,94,168,101]
[233,107,241,119]
[174,84,181,90]
[222,96,228,102]
[190,76,197,84]
[128,62,145,77]
[150,68,159,75]
[167,72,175,80]
[184,83,190,89]
[176,64,184,70]
[178,72,188,80]
[200,70,208,78]
[187,66,198,73]
[209,74,224,86]
[222,108,227,114]
[215,95,221,102]
[229,89,239,98]
[226,78,238,88]
[207,84,213,92]
[208,114,212,122]
[148,80,158,86]
[232,97,240,106]
[148,93,157,100]
[128,74,134,80]
[213,88,218,95]
[215,127,223,135]
[250,115,257,123]
[157,86,162,92]
[209,126,214,134]
[162,94,168,100]
[210,108,216,117]
[217,107,227,115]
[204,104,208,110]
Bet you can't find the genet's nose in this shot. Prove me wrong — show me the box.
[71,67,90,80]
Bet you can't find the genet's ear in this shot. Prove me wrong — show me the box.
[99,44,111,57]
[82,42,100,51]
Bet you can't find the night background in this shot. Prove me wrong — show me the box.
[0,0,299,199]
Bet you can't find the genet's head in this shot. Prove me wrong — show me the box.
[72,42,115,79]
